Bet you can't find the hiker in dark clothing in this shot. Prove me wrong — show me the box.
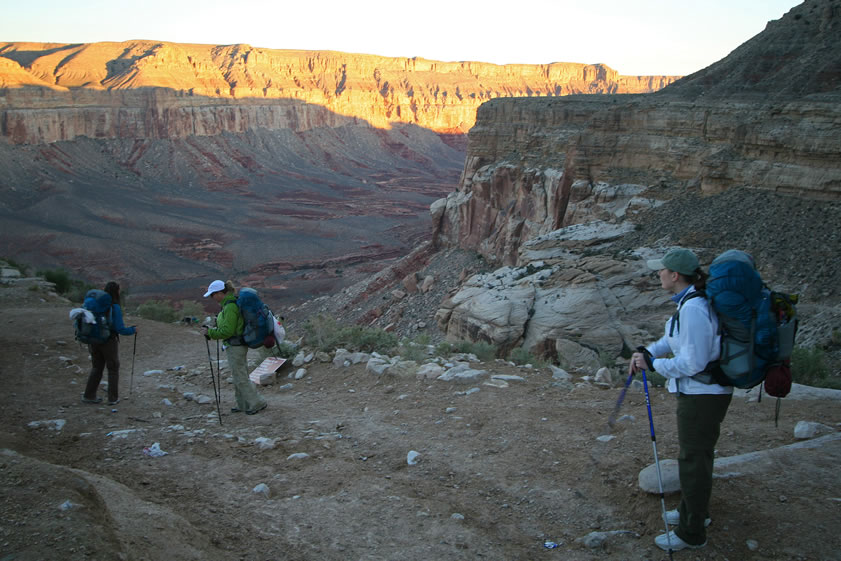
[629,248,733,552]
[82,281,137,405]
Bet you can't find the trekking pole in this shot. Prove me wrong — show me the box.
[216,339,222,413]
[641,369,674,560]
[130,332,138,397]
[608,370,635,428]
[204,337,223,426]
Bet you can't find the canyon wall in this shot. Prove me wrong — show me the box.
[433,0,841,265]
[0,41,678,144]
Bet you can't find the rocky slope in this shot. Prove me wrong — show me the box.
[433,0,841,269]
[424,0,841,363]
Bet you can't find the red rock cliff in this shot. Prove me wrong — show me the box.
[433,0,841,264]
[0,41,678,144]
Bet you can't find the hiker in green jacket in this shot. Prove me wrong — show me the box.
[201,280,267,415]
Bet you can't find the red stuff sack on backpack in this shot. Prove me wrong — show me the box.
[763,361,792,398]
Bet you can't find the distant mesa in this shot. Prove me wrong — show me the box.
[0,40,679,144]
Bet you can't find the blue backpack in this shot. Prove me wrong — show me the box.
[704,250,798,392]
[75,289,113,344]
[236,288,275,349]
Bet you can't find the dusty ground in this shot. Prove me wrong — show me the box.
[2,282,841,561]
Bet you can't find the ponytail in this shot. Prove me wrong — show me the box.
[678,268,707,291]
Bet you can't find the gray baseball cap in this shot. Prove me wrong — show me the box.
[647,248,699,276]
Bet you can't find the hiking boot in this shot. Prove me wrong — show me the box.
[246,403,267,415]
[231,407,242,413]
[108,399,120,406]
[665,509,711,527]
[655,530,706,552]
[82,397,103,404]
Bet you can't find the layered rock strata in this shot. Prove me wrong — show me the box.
[433,0,841,361]
[432,0,841,266]
[0,41,678,144]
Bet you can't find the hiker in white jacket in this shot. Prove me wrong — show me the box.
[629,248,733,552]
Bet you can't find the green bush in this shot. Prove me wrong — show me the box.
[435,340,497,361]
[66,284,92,303]
[508,347,545,368]
[2,257,29,276]
[274,341,298,359]
[136,300,179,323]
[37,268,77,295]
[790,346,841,389]
[644,370,668,388]
[598,350,617,368]
[136,299,208,323]
[398,341,430,362]
[303,315,342,351]
[177,300,205,319]
[302,314,397,353]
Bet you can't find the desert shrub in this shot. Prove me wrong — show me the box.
[35,267,92,300]
[598,350,617,368]
[413,333,432,346]
[177,300,205,319]
[37,268,74,295]
[643,370,668,388]
[303,315,342,351]
[302,314,396,353]
[137,299,212,324]
[397,341,430,362]
[435,340,497,361]
[791,346,841,389]
[136,300,179,323]
[66,284,92,303]
[274,341,298,359]
[342,325,398,354]
[2,257,29,276]
[508,347,546,368]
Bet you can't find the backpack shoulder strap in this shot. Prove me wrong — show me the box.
[669,290,706,336]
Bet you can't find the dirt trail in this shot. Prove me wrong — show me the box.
[1,284,840,561]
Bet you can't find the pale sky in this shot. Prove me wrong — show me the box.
[0,0,802,76]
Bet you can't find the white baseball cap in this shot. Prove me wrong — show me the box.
[203,280,225,298]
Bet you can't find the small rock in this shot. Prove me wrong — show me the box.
[746,539,759,551]
[255,437,276,450]
[287,452,310,460]
[594,367,613,386]
[292,351,306,367]
[549,365,572,381]
[252,483,271,498]
[407,450,421,465]
[793,420,833,439]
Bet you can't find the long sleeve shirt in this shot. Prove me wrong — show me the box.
[646,286,732,395]
[110,304,136,336]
